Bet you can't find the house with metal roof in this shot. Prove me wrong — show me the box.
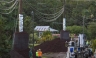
[34,26,58,37]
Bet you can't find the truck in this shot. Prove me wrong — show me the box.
[66,34,93,58]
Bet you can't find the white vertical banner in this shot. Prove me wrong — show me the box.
[63,18,66,31]
[19,14,23,32]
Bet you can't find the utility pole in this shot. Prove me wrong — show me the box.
[83,16,85,34]
[31,11,34,48]
[63,0,65,18]
[18,0,23,32]
[19,0,22,14]
[10,0,30,58]
[63,0,66,31]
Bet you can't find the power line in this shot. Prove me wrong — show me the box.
[34,6,64,22]
[24,0,63,15]
[0,0,18,10]
[35,7,64,20]
[0,0,15,4]
[40,8,64,22]
[34,6,64,16]
[24,0,64,22]
[0,1,18,14]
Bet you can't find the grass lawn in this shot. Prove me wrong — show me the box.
[29,44,39,48]
[29,44,39,46]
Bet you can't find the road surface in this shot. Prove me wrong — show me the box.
[43,52,66,58]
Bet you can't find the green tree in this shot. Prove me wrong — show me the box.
[87,22,96,39]
[29,32,39,43]
[24,16,32,33]
[0,17,12,58]
[66,25,87,35]
[91,39,96,52]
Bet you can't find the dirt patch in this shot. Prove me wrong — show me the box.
[34,38,70,53]
[33,38,70,58]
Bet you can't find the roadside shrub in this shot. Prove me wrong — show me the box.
[91,39,96,52]
[39,31,53,43]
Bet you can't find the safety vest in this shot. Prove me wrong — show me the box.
[38,51,42,57]
[86,41,89,45]
[74,49,76,52]
[36,52,38,56]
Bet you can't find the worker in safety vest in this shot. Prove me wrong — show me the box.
[36,50,38,58]
[86,41,89,46]
[38,49,42,58]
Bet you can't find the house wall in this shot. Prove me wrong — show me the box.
[52,34,60,38]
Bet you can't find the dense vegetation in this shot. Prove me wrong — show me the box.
[0,0,96,57]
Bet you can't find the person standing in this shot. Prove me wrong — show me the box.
[36,50,38,58]
[29,49,32,58]
[38,49,42,58]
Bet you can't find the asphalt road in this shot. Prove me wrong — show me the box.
[43,52,66,58]
[43,52,96,58]
[94,53,96,58]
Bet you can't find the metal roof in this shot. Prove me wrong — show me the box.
[50,28,58,32]
[34,26,58,32]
